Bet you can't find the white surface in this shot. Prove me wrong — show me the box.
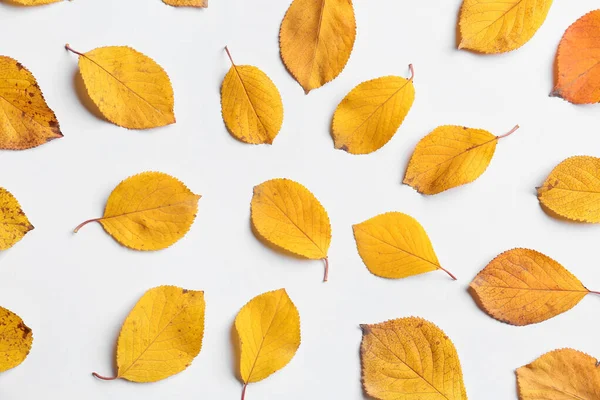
[0,0,599,398]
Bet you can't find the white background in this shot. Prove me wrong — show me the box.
[0,0,599,399]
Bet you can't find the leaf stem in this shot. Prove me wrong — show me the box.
[497,125,520,139]
[439,266,457,280]
[65,43,85,57]
[74,218,102,233]
[323,257,329,282]
[224,46,236,66]
[408,64,415,81]
[241,383,248,400]
[589,290,600,296]
[92,372,117,381]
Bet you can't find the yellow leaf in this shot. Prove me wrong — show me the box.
[93,286,205,383]
[251,178,331,281]
[163,0,207,7]
[404,125,519,195]
[470,248,598,326]
[221,47,284,145]
[353,212,456,280]
[332,67,415,155]
[537,156,600,223]
[0,56,62,150]
[458,0,553,54]
[0,307,33,373]
[279,0,356,93]
[517,348,600,399]
[65,44,175,130]
[74,172,200,251]
[0,188,33,251]
[8,0,62,4]
[361,317,467,400]
[235,289,300,399]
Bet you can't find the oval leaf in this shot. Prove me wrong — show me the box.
[74,172,200,251]
[459,0,553,54]
[353,212,456,280]
[0,188,34,251]
[552,10,600,104]
[279,0,356,93]
[9,0,62,4]
[470,248,597,326]
[361,317,467,400]
[404,125,518,195]
[0,307,33,373]
[235,289,300,398]
[332,69,415,154]
[0,56,62,150]
[163,0,207,7]
[221,47,283,144]
[251,178,331,280]
[538,156,600,222]
[93,286,205,383]
[66,44,175,129]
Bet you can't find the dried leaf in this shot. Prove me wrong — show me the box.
[93,286,205,383]
[332,67,415,155]
[65,44,175,129]
[74,172,200,251]
[459,0,553,54]
[361,317,467,400]
[404,125,519,195]
[235,289,300,399]
[0,56,62,150]
[516,348,600,399]
[0,188,33,251]
[353,212,456,280]
[470,248,598,326]
[221,47,283,145]
[552,10,600,104]
[0,307,33,373]
[163,0,207,7]
[279,0,356,93]
[8,0,62,4]
[538,156,600,222]
[251,178,331,281]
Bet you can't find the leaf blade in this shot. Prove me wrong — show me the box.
[0,188,33,251]
[0,307,33,373]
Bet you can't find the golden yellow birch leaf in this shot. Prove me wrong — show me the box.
[251,178,332,281]
[279,0,356,93]
[361,317,467,400]
[8,0,62,4]
[65,44,175,130]
[74,172,200,251]
[516,348,600,399]
[235,289,300,400]
[221,47,284,145]
[458,0,553,54]
[0,307,33,373]
[163,0,207,7]
[92,285,205,383]
[404,124,519,195]
[537,156,600,223]
[0,188,34,251]
[353,212,456,280]
[332,67,415,155]
[470,248,598,326]
[0,56,62,150]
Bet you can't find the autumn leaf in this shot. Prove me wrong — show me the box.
[235,289,300,400]
[65,44,175,129]
[279,0,356,93]
[458,0,553,54]
[163,0,207,7]
[7,0,62,5]
[251,178,331,281]
[332,66,415,155]
[0,307,33,373]
[0,56,62,150]
[552,10,600,104]
[470,248,599,326]
[404,125,519,195]
[361,317,467,400]
[74,172,200,251]
[221,47,283,145]
[537,156,600,223]
[0,188,34,251]
[92,286,205,383]
[353,212,456,280]
[517,348,600,399]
